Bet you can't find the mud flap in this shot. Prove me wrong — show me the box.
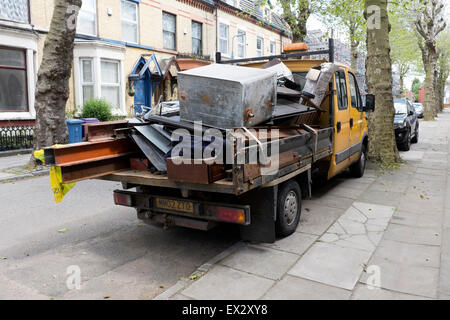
[238,186,277,243]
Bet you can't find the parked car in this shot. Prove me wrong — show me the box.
[394,99,419,151]
[413,102,424,118]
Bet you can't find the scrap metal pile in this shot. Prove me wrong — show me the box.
[44,62,336,185]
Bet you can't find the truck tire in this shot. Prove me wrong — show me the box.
[350,144,367,178]
[276,180,301,238]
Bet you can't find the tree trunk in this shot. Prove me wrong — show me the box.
[365,0,400,164]
[33,0,82,151]
[423,48,437,120]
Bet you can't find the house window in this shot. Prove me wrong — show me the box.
[101,60,121,109]
[121,0,139,43]
[219,23,229,55]
[0,47,27,111]
[270,41,276,55]
[225,0,236,6]
[237,30,246,58]
[192,21,202,56]
[0,0,30,24]
[80,58,94,104]
[163,12,176,51]
[77,0,97,36]
[257,37,264,57]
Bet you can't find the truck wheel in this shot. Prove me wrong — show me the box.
[350,144,367,178]
[276,180,301,238]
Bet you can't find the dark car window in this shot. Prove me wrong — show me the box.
[394,103,407,114]
[348,72,361,110]
[335,70,348,110]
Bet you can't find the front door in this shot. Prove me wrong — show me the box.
[329,69,351,179]
[134,76,151,115]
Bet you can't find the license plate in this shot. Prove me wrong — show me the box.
[154,198,194,214]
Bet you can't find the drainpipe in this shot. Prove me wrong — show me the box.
[215,4,218,55]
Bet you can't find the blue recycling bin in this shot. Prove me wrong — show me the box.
[66,119,84,144]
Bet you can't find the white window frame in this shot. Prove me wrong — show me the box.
[77,0,97,37]
[0,29,37,121]
[256,36,264,57]
[237,29,246,58]
[73,41,126,116]
[270,40,276,55]
[192,21,202,56]
[162,12,177,51]
[80,58,95,104]
[100,59,121,109]
[121,0,139,44]
[219,22,229,56]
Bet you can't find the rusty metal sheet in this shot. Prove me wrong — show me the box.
[60,156,131,184]
[82,120,128,141]
[44,138,137,166]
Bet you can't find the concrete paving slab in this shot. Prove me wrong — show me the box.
[373,239,441,268]
[288,242,371,290]
[220,245,298,280]
[383,224,441,246]
[357,189,403,207]
[359,260,439,298]
[298,204,345,236]
[391,210,443,229]
[182,265,274,300]
[312,195,354,211]
[400,151,424,162]
[351,283,430,300]
[0,273,50,300]
[263,275,351,300]
[261,232,318,255]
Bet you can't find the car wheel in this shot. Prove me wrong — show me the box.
[400,129,411,151]
[411,124,419,143]
[276,180,301,238]
[350,144,367,178]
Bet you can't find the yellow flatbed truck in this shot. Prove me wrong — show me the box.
[44,41,374,243]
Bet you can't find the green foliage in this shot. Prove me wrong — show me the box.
[65,109,77,119]
[80,98,114,122]
[411,78,422,100]
[277,0,312,42]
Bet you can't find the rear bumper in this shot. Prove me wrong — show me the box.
[113,190,251,227]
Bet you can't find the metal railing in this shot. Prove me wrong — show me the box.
[0,126,34,151]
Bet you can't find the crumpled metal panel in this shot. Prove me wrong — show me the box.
[178,64,277,129]
[0,0,29,23]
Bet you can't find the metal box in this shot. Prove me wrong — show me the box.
[178,64,277,128]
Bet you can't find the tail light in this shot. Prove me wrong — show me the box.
[216,207,246,224]
[114,192,132,207]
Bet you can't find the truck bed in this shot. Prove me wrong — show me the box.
[99,127,334,195]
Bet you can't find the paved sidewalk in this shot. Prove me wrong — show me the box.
[156,109,450,300]
[0,153,48,182]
